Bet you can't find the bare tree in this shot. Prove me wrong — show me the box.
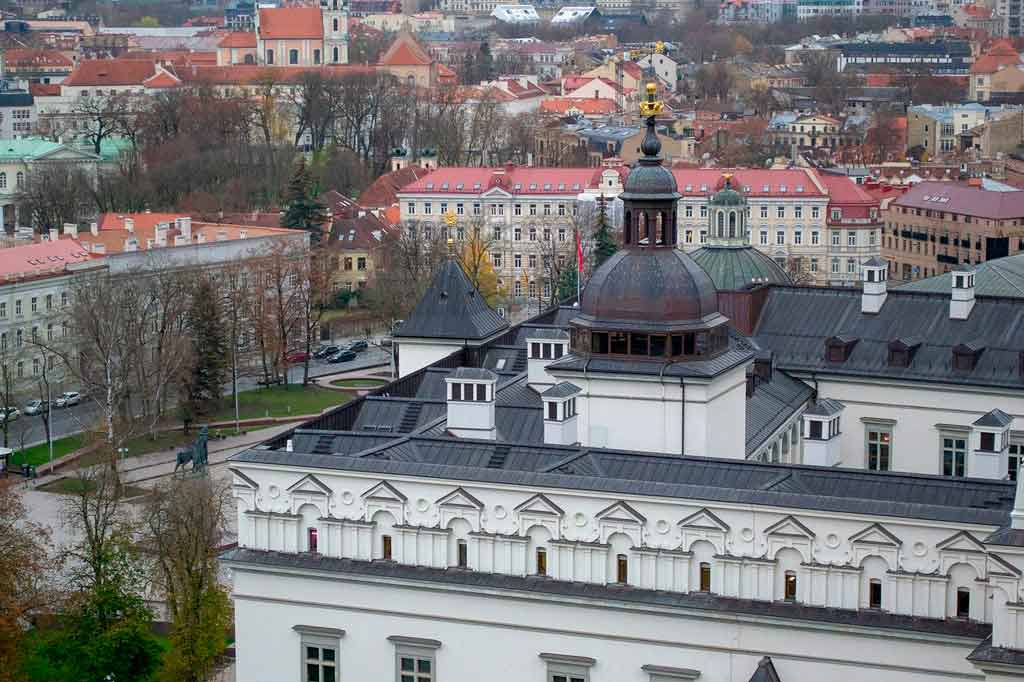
[289,71,343,152]
[73,92,131,156]
[366,220,447,323]
[16,164,94,234]
[295,246,334,385]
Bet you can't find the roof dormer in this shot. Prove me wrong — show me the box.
[952,340,985,373]
[824,335,858,363]
[887,336,922,368]
[445,368,497,440]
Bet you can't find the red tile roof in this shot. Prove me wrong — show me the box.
[398,166,607,196]
[379,32,432,66]
[3,48,73,68]
[63,59,159,87]
[891,181,1024,219]
[359,166,432,208]
[814,172,880,219]
[29,82,61,97]
[972,40,1021,74]
[540,97,618,115]
[143,70,182,89]
[91,212,298,254]
[175,64,375,85]
[672,168,827,198]
[621,61,642,80]
[0,239,93,281]
[257,7,323,40]
[328,213,394,251]
[218,32,258,48]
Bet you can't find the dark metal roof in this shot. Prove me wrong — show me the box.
[974,409,1013,428]
[541,381,581,399]
[451,367,497,382]
[576,249,724,332]
[526,328,569,340]
[753,286,1024,390]
[748,657,783,682]
[690,246,792,291]
[899,253,1024,299]
[548,348,753,379]
[222,548,992,640]
[863,256,888,268]
[395,257,509,340]
[803,398,844,417]
[233,433,1015,525]
[968,637,1024,667]
[745,370,814,453]
[0,92,33,107]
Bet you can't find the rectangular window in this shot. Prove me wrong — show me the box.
[699,562,711,592]
[547,401,557,420]
[866,425,891,471]
[942,434,967,477]
[776,230,784,246]
[304,643,337,682]
[537,547,547,575]
[811,231,820,245]
[794,206,803,220]
[784,571,797,600]
[777,206,785,219]
[1010,442,1023,482]
[760,231,768,245]
[457,540,468,568]
[812,206,820,219]
[831,231,840,246]
[382,535,393,560]
[809,420,822,440]
[956,588,970,618]
[616,554,628,583]
[848,232,856,247]
[407,202,415,214]
[980,432,996,451]
[760,205,769,219]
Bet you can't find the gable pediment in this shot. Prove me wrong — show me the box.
[436,486,484,510]
[481,186,511,198]
[764,515,815,539]
[988,552,1023,577]
[514,493,564,517]
[595,500,647,525]
[286,473,331,496]
[361,480,407,502]
[230,468,259,490]
[849,522,902,547]
[33,146,98,162]
[937,530,986,554]
[678,508,730,532]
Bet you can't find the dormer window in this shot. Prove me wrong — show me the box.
[952,342,984,372]
[887,337,921,368]
[825,336,858,363]
[450,382,488,401]
[530,342,564,360]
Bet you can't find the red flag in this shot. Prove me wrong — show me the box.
[576,231,583,274]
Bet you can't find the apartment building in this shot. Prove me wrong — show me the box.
[882,180,1024,281]
[678,168,881,286]
[907,103,1020,156]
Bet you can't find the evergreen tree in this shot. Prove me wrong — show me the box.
[556,266,578,303]
[282,158,327,244]
[478,41,494,82]
[592,194,618,269]
[184,278,227,416]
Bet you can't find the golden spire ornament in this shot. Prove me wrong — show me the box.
[639,82,663,119]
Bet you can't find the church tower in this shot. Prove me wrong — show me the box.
[321,0,349,65]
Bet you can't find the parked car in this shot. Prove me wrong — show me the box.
[0,406,20,422]
[23,399,48,416]
[348,340,369,353]
[286,351,310,363]
[379,337,393,348]
[55,391,81,408]
[314,345,339,359]
[327,350,357,363]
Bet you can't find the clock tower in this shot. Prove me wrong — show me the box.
[321,0,349,65]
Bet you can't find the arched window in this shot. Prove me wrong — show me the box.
[333,47,340,63]
[956,588,970,618]
[265,48,274,64]
[717,211,725,236]
[244,54,255,65]
[288,49,299,65]
[333,17,339,31]
[729,211,737,238]
[15,172,23,189]
[382,534,393,560]
[624,211,632,244]
[307,528,318,553]
[784,571,797,600]
[457,540,468,568]
[699,562,711,592]
[15,329,21,348]
[869,579,882,609]
[616,554,628,583]
[536,547,547,576]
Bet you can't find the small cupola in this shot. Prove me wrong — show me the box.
[950,266,976,320]
[541,381,582,446]
[971,409,1013,479]
[860,256,888,314]
[802,398,844,467]
[706,173,749,247]
[445,368,498,440]
[526,329,569,391]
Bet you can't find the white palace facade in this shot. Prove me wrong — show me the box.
[224,90,1024,682]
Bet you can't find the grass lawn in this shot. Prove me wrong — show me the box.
[8,434,85,468]
[330,378,389,389]
[207,385,353,422]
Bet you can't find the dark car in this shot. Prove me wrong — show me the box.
[348,340,369,353]
[314,345,339,359]
[328,350,357,363]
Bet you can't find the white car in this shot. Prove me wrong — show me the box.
[0,406,19,422]
[55,391,81,408]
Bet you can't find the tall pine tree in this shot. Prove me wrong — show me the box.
[592,194,617,269]
[282,158,328,244]
[183,277,227,416]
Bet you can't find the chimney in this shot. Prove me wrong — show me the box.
[90,221,98,236]
[526,329,569,391]
[445,368,497,440]
[63,222,77,238]
[124,217,134,233]
[542,382,581,446]
[239,230,248,239]
[92,243,106,254]
[950,266,976,320]
[48,228,58,242]
[861,257,888,314]
[176,216,192,239]
[156,222,169,246]
[196,232,206,244]
[124,238,138,252]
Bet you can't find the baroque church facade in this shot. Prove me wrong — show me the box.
[223,86,1024,682]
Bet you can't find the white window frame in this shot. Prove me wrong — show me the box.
[940,428,969,477]
[540,653,595,682]
[294,625,344,682]
[389,636,440,682]
[864,421,894,471]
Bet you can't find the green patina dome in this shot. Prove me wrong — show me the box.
[690,246,792,291]
[709,178,747,207]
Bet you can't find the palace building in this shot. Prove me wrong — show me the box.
[224,86,1024,682]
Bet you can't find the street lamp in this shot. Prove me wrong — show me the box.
[117,447,127,463]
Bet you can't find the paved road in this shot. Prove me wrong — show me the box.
[1,338,392,450]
